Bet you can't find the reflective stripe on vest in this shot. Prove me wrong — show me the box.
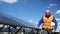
[42,15,53,29]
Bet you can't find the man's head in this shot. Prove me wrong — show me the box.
[45,9,51,16]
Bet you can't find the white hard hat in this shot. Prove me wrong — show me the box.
[51,22,55,26]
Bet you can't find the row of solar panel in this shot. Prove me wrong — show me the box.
[0,12,36,29]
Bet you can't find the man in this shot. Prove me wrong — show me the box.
[37,9,57,34]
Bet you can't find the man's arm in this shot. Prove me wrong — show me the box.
[53,17,58,30]
[37,17,43,28]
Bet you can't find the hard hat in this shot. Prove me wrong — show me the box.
[51,22,55,26]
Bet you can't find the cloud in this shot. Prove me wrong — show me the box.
[35,22,38,25]
[48,4,57,8]
[49,4,57,7]
[28,19,33,23]
[0,0,28,4]
[0,0,17,4]
[56,18,60,21]
[56,10,60,14]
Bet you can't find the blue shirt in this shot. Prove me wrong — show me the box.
[38,17,57,30]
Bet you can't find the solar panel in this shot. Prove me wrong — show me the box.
[0,12,36,29]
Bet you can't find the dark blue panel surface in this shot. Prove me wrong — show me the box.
[0,13,36,28]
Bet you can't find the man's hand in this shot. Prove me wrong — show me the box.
[52,30,55,33]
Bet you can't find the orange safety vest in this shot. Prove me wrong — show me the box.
[42,15,53,29]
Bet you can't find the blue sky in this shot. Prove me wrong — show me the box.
[0,0,60,31]
[0,0,60,23]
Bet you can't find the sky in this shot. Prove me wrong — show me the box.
[0,0,60,32]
